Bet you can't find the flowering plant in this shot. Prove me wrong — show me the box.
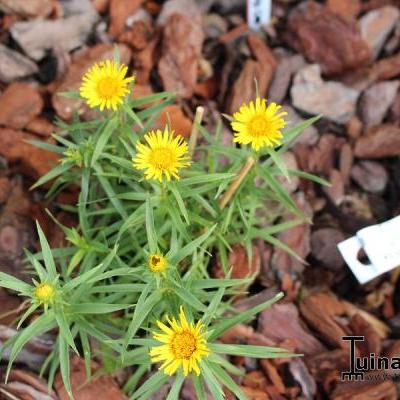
[0,51,324,399]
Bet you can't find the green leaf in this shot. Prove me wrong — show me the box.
[55,308,79,355]
[208,363,248,400]
[36,221,57,280]
[178,173,235,187]
[166,375,185,400]
[16,303,39,330]
[282,115,321,145]
[262,233,304,263]
[145,194,157,253]
[209,292,284,341]
[169,183,189,224]
[64,247,117,292]
[31,161,73,189]
[58,91,81,99]
[123,287,162,352]
[70,303,129,314]
[27,140,65,154]
[200,362,225,400]
[172,283,207,312]
[59,335,73,399]
[256,165,300,217]
[209,343,298,358]
[0,272,32,295]
[265,147,289,181]
[123,103,144,128]
[94,164,128,218]
[131,370,169,400]
[91,118,117,166]
[80,330,91,381]
[169,224,216,265]
[6,313,56,381]
[287,169,330,186]
[193,278,253,290]
[202,287,224,326]
[192,375,206,400]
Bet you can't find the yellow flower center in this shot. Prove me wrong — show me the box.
[35,283,55,303]
[248,115,270,137]
[96,78,119,99]
[150,148,176,171]
[149,254,167,273]
[171,331,197,359]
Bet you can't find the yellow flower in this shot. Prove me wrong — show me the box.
[34,282,56,303]
[148,254,167,273]
[150,306,210,376]
[231,98,287,151]
[132,128,191,182]
[80,60,134,111]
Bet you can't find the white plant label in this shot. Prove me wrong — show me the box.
[338,216,400,284]
[247,0,272,31]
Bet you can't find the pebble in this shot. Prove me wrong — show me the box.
[291,64,360,124]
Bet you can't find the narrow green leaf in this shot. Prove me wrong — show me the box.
[80,330,91,381]
[123,103,144,128]
[172,284,207,312]
[282,115,321,145]
[192,375,206,400]
[166,375,185,400]
[36,222,57,280]
[169,183,189,224]
[265,147,289,181]
[71,303,129,314]
[287,169,330,186]
[123,287,161,351]
[169,224,216,265]
[145,194,157,253]
[0,272,32,295]
[202,287,224,326]
[55,309,79,355]
[31,162,72,189]
[200,362,225,400]
[6,313,56,381]
[59,335,73,399]
[27,140,65,154]
[209,343,298,358]
[208,363,248,400]
[131,370,169,400]
[91,118,117,166]
[209,292,284,340]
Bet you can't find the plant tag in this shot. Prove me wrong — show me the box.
[247,0,272,31]
[338,216,400,284]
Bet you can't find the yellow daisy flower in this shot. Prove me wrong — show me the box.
[34,282,56,304]
[80,60,134,111]
[150,306,210,376]
[132,128,191,182]
[148,253,167,273]
[231,98,287,151]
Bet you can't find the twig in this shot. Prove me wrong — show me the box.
[189,106,205,154]
[219,156,255,210]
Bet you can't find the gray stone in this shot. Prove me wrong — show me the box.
[360,80,400,126]
[359,6,400,59]
[269,53,306,104]
[157,0,201,26]
[351,161,388,193]
[10,9,99,60]
[0,44,38,83]
[291,64,360,124]
[59,0,96,16]
[310,228,345,270]
[0,0,53,17]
